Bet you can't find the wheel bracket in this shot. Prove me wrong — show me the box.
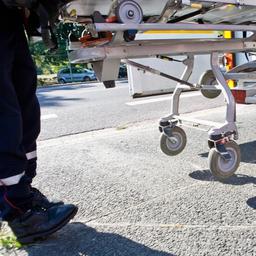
[159,120,177,134]
[215,143,232,161]
[163,126,173,137]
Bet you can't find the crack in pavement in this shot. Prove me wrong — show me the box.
[78,222,256,230]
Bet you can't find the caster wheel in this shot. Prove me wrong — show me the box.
[160,126,187,156]
[208,140,215,149]
[208,141,241,180]
[116,0,143,24]
[199,70,222,99]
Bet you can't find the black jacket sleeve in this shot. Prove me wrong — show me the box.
[1,0,37,9]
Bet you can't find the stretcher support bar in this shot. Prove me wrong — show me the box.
[93,23,256,33]
[184,0,256,6]
[69,39,256,64]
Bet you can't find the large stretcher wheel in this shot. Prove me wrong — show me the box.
[199,70,222,99]
[208,141,241,180]
[160,126,187,156]
[116,0,143,24]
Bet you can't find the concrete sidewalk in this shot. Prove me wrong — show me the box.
[3,104,256,256]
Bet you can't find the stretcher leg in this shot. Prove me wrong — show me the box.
[158,52,241,180]
[207,52,241,180]
[161,55,194,121]
[209,52,238,138]
[159,55,194,156]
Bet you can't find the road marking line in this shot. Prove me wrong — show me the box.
[126,92,201,106]
[41,114,58,120]
[80,222,256,230]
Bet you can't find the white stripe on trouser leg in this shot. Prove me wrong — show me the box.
[0,172,25,186]
[26,151,37,160]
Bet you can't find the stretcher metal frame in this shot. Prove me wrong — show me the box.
[67,0,256,179]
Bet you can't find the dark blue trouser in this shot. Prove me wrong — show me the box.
[0,3,41,220]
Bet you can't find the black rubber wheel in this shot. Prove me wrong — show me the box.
[58,78,66,84]
[123,30,136,42]
[84,76,90,82]
[208,141,241,180]
[160,126,187,156]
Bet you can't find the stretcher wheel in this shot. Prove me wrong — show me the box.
[160,126,187,156]
[208,141,241,180]
[199,70,221,99]
[208,140,215,149]
[116,0,143,24]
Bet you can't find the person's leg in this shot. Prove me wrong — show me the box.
[0,24,33,221]
[12,23,40,183]
[0,3,78,244]
[12,20,63,209]
[0,27,77,242]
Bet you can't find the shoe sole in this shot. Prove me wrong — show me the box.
[17,206,78,244]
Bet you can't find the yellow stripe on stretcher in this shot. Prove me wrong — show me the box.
[224,31,232,39]
[144,30,214,34]
[228,79,235,88]
[224,31,235,88]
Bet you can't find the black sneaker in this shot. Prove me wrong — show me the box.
[31,187,64,209]
[8,204,78,244]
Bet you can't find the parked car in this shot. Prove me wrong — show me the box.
[57,67,97,83]
[118,64,127,79]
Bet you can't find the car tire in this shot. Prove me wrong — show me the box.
[58,78,66,84]
[83,77,90,82]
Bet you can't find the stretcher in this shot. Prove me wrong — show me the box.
[62,0,256,179]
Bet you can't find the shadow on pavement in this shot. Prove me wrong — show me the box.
[37,94,85,107]
[198,140,256,164]
[37,84,96,107]
[247,197,256,209]
[189,170,256,186]
[190,171,256,209]
[23,222,174,256]
[38,84,96,93]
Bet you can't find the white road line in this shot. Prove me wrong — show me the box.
[41,114,58,120]
[79,222,256,230]
[126,92,201,106]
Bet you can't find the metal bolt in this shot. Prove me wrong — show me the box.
[127,10,134,17]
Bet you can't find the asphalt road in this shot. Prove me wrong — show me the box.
[38,82,225,140]
[3,82,256,256]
